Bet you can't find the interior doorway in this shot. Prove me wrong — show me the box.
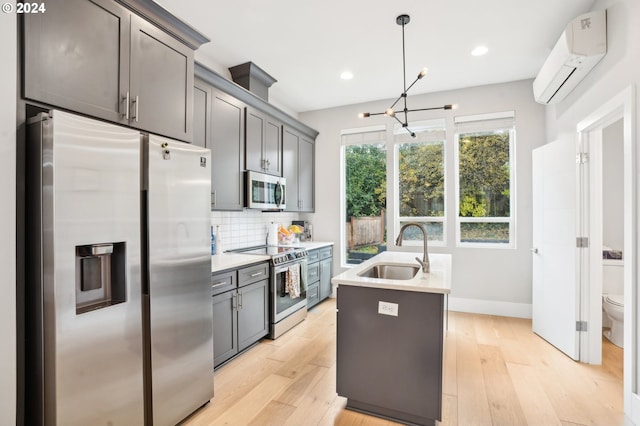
[586,118,625,368]
[576,85,635,419]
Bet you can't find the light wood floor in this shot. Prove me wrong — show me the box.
[182,298,624,426]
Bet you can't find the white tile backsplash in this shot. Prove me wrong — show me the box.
[211,210,300,251]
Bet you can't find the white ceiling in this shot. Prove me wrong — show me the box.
[157,0,596,113]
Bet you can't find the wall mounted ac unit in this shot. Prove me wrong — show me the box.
[533,10,606,104]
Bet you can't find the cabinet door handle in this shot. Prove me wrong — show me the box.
[238,292,243,310]
[213,190,217,206]
[232,293,237,310]
[132,95,139,123]
[211,281,227,289]
[122,92,130,120]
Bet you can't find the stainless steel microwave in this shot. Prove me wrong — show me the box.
[246,171,286,210]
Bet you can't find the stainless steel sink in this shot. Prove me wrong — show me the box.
[357,264,420,280]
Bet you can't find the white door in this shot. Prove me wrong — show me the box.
[532,140,580,360]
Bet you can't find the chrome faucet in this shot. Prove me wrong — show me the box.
[395,222,430,273]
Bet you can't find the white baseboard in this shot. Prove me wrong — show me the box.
[448,296,532,319]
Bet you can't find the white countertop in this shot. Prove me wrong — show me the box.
[211,253,270,273]
[211,242,334,273]
[332,251,451,294]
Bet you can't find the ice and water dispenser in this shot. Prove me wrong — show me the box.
[75,242,126,314]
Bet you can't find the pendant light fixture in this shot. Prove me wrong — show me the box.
[359,14,455,138]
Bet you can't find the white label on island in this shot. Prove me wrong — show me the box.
[378,301,399,317]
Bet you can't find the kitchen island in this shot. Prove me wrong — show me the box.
[331,251,452,426]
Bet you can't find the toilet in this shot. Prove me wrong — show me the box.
[602,259,624,348]
[603,293,624,348]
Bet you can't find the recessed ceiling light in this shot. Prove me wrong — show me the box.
[471,45,488,56]
[340,71,354,80]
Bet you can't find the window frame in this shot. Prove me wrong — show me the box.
[454,112,516,249]
[393,119,448,247]
[340,125,387,268]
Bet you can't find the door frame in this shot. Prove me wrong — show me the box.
[576,85,636,418]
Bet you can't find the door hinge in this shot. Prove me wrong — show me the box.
[576,152,589,164]
[576,321,588,332]
[576,237,589,248]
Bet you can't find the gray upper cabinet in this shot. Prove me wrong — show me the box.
[129,15,194,141]
[23,0,205,143]
[194,79,245,211]
[193,83,209,149]
[283,126,314,212]
[211,90,245,210]
[299,136,315,212]
[194,62,319,206]
[246,107,282,176]
[282,128,299,212]
[23,0,130,123]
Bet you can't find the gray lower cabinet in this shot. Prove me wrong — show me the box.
[212,289,237,367]
[307,246,333,309]
[283,126,315,212]
[23,0,199,142]
[246,107,282,176]
[237,280,269,351]
[194,80,245,210]
[211,262,269,368]
[319,257,332,300]
[337,285,444,425]
[306,262,320,308]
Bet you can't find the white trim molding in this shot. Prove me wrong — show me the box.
[448,296,532,319]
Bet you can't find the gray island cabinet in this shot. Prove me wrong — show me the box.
[332,252,452,426]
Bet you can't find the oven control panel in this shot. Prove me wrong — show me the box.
[272,250,308,265]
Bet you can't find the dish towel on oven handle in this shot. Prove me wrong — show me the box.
[285,263,301,299]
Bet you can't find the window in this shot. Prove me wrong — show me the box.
[394,119,446,245]
[341,127,387,266]
[455,112,515,247]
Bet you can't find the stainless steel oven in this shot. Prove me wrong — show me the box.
[271,255,307,338]
[229,245,308,338]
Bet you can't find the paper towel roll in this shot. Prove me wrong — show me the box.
[267,223,279,246]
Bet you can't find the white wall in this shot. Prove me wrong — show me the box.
[602,118,624,251]
[0,11,17,426]
[300,79,546,317]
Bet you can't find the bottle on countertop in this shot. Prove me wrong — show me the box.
[211,219,216,255]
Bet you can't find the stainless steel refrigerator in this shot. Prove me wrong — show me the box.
[24,110,213,425]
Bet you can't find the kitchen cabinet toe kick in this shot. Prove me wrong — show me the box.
[344,399,438,426]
